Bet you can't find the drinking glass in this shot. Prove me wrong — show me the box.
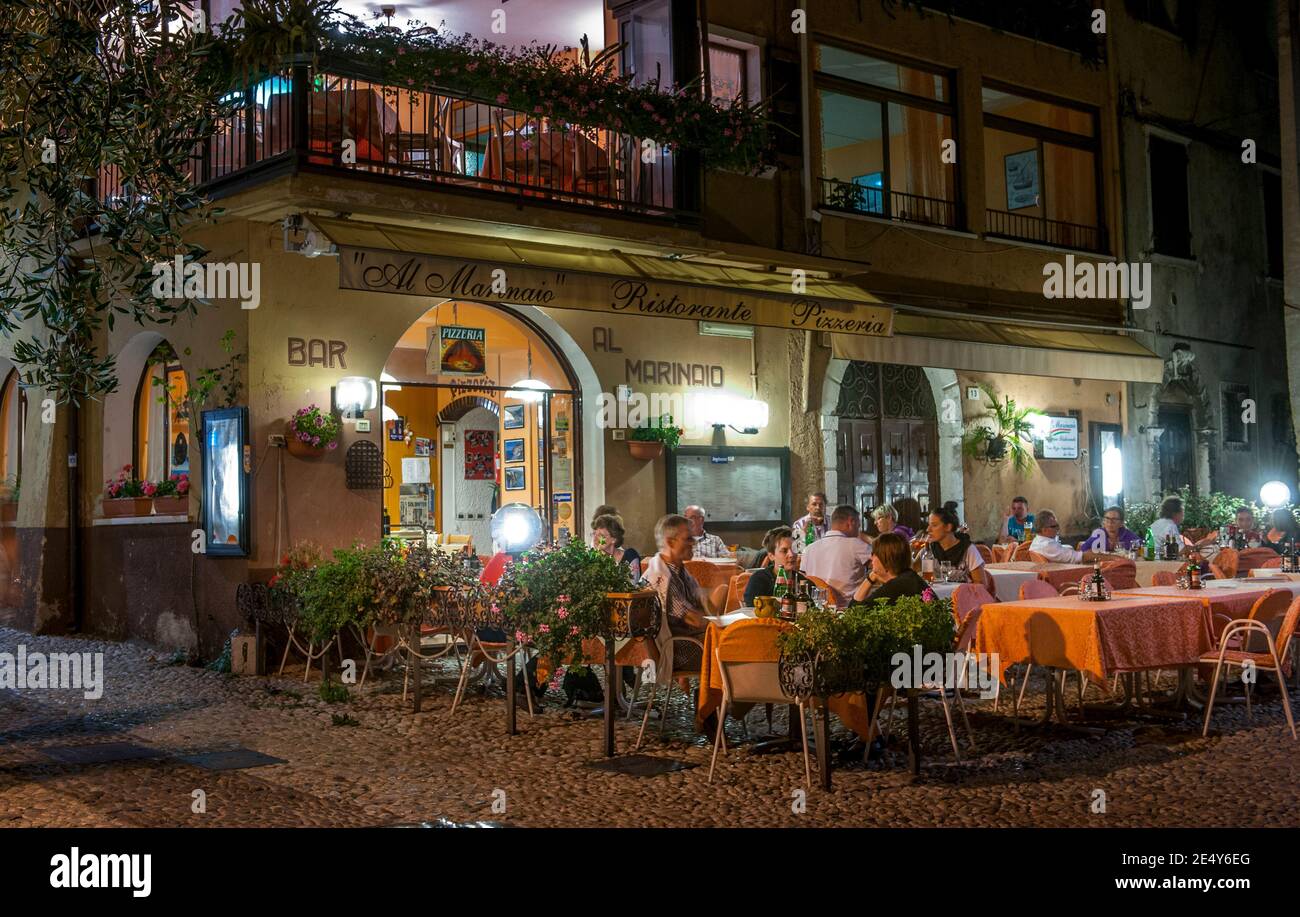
[938,561,954,583]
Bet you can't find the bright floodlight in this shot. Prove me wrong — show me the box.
[1260,480,1291,508]
[507,379,550,403]
[491,503,544,554]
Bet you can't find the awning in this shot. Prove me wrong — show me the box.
[831,312,1163,383]
[308,216,894,338]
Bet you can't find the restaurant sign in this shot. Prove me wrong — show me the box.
[339,248,893,338]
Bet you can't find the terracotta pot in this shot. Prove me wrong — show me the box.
[627,440,664,461]
[153,495,189,515]
[0,502,15,523]
[103,497,153,518]
[286,433,328,458]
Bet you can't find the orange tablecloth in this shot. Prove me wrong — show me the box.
[976,594,1212,684]
[694,618,871,738]
[1248,570,1300,581]
[1116,585,1270,622]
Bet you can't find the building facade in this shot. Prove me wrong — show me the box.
[2,0,1292,654]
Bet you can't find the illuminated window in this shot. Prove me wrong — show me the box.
[134,343,191,482]
[0,370,26,484]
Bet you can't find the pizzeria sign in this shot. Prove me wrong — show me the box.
[338,248,893,338]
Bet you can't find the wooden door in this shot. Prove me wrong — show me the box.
[908,420,933,512]
[1157,406,1193,494]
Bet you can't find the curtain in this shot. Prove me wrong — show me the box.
[897,68,950,215]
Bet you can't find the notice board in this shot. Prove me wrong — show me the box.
[666,447,791,528]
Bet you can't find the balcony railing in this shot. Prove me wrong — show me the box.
[986,208,1105,253]
[818,178,961,230]
[97,64,690,218]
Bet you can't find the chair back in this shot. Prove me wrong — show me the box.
[1058,584,1080,595]
[714,624,793,703]
[1275,597,1300,663]
[724,571,752,612]
[1012,541,1034,561]
[969,565,996,599]
[801,572,835,605]
[1214,547,1240,579]
[974,543,993,564]
[1151,570,1177,586]
[1248,589,1294,630]
[991,543,1016,563]
[1019,579,1057,601]
[685,559,737,590]
[951,584,992,650]
[1099,558,1138,589]
[1027,551,1051,564]
[1237,547,1278,573]
[1261,556,1284,569]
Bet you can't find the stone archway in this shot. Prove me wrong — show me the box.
[1132,345,1215,500]
[820,359,964,520]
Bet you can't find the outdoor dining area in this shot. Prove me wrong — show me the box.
[231,493,1300,794]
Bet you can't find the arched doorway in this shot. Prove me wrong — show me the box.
[382,300,584,550]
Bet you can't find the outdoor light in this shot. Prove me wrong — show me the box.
[701,393,769,434]
[1027,412,1052,441]
[1261,480,1291,508]
[491,503,544,554]
[333,376,377,417]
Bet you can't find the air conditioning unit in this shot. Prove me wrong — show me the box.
[282,215,337,258]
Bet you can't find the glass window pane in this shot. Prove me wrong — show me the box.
[819,91,885,213]
[622,0,673,90]
[817,45,946,101]
[887,103,956,213]
[709,45,746,102]
[1043,142,1097,228]
[984,128,1041,216]
[982,86,1093,136]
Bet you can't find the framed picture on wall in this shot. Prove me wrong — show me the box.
[1004,149,1039,210]
[504,466,526,491]
[503,404,525,430]
[503,438,525,463]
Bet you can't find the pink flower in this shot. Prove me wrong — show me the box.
[539,623,550,634]
[514,629,527,642]
[556,608,567,619]
[569,626,579,635]
[327,441,338,451]
[921,587,937,602]
[142,482,157,496]
[311,436,321,446]
[496,93,509,104]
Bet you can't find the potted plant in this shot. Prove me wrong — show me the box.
[286,403,341,457]
[0,477,17,523]
[961,384,1037,475]
[152,472,190,515]
[103,465,154,517]
[627,413,683,461]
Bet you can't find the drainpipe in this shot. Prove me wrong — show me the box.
[68,401,81,632]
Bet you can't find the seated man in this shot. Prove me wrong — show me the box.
[998,496,1035,544]
[744,525,796,606]
[1029,509,1102,564]
[799,504,872,606]
[683,504,728,558]
[643,514,726,681]
[791,492,828,552]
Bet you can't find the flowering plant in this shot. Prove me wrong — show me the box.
[104,465,148,499]
[153,472,190,498]
[629,413,684,450]
[502,540,633,666]
[288,403,341,451]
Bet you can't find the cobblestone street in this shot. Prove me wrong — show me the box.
[2,626,1298,828]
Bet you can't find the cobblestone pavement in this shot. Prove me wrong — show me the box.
[2,626,1298,827]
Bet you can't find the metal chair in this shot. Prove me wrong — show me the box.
[1202,594,1300,738]
[633,634,704,749]
[707,646,811,786]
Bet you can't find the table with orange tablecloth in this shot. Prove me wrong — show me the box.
[976,594,1213,685]
[694,617,872,738]
[1116,584,1277,624]
[1248,570,1300,581]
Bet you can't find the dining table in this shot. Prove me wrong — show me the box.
[976,592,1214,728]
[981,561,1093,598]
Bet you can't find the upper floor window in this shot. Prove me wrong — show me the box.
[814,43,958,229]
[1263,170,1283,280]
[706,33,761,105]
[620,0,674,89]
[1148,134,1192,259]
[982,83,1103,252]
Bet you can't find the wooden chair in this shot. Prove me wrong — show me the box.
[1010,579,1060,712]
[1212,547,1239,579]
[970,565,996,598]
[1012,541,1034,560]
[1261,556,1284,569]
[991,543,1017,563]
[1202,594,1300,739]
[1028,550,1051,564]
[1099,558,1138,589]
[801,572,836,605]
[952,583,994,627]
[707,643,812,786]
[634,630,706,749]
[974,543,994,565]
[1237,547,1279,574]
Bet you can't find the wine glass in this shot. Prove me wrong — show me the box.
[938,561,954,583]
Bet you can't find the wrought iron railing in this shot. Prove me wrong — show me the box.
[818,178,960,230]
[986,207,1105,253]
[97,64,690,218]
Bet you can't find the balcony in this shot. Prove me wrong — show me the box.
[986,208,1105,253]
[97,62,693,220]
[818,177,961,230]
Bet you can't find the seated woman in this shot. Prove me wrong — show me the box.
[870,504,913,543]
[1082,505,1142,553]
[591,512,641,578]
[743,525,796,606]
[922,506,985,578]
[1262,508,1300,553]
[853,533,927,604]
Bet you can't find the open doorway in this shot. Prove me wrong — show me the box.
[382,301,582,554]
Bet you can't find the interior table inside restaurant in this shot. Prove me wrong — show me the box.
[975,592,1214,725]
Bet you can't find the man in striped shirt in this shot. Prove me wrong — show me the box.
[683,504,728,558]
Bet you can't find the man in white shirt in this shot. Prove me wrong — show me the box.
[791,492,828,553]
[1029,509,1101,564]
[800,504,873,606]
[683,505,728,558]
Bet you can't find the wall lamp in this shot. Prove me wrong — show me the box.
[333,376,378,419]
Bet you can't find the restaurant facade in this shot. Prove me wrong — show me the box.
[6,0,1290,655]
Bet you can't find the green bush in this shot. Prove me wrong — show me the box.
[1123,486,1300,537]
[297,544,378,642]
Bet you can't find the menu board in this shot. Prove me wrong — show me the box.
[1035,414,1080,460]
[668,448,789,525]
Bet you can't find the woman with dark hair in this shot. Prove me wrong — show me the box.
[743,526,796,606]
[853,533,927,603]
[925,506,984,575]
[1263,508,1300,553]
[591,512,641,578]
[892,496,925,535]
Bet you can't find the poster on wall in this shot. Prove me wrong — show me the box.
[503,403,525,430]
[166,365,190,476]
[413,436,431,456]
[1034,415,1080,460]
[504,466,526,491]
[503,438,525,463]
[552,456,573,492]
[430,325,487,375]
[388,416,405,441]
[464,429,495,480]
[1004,149,1040,210]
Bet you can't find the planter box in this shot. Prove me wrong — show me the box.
[286,434,327,458]
[627,440,664,461]
[152,495,188,515]
[103,497,153,518]
[604,589,660,638]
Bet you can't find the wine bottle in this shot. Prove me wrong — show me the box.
[774,565,788,599]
